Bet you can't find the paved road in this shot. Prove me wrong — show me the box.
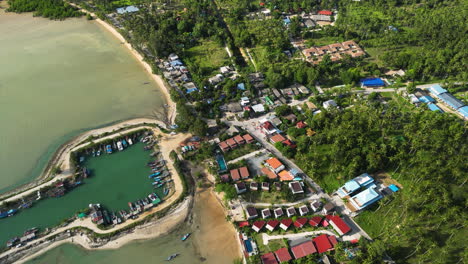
[262,230,337,245]
[227,150,264,165]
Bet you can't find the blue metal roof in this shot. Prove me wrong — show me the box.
[237,83,246,90]
[428,103,443,112]
[389,184,399,192]
[186,88,198,94]
[437,93,464,109]
[458,106,468,118]
[283,17,291,25]
[361,78,385,87]
[418,95,435,103]
[116,5,139,14]
[170,60,183,66]
[351,187,382,209]
[344,180,360,193]
[428,84,447,95]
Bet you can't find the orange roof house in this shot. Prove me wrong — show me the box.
[261,167,277,180]
[270,134,286,144]
[278,170,294,181]
[265,157,285,173]
[230,169,240,181]
[239,166,250,179]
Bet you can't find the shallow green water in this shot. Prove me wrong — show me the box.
[0,143,164,246]
[0,12,165,193]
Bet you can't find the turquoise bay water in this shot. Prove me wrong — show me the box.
[0,12,165,193]
[0,143,163,246]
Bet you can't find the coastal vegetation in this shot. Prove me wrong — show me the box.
[7,0,83,19]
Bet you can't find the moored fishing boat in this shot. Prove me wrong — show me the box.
[166,254,179,261]
[117,141,123,151]
[128,138,133,145]
[106,145,113,154]
[164,188,169,196]
[122,139,128,148]
[181,233,191,241]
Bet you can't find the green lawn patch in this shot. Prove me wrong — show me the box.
[185,40,230,78]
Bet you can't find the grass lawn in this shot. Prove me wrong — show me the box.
[241,190,288,204]
[266,239,287,252]
[224,144,261,162]
[185,40,230,78]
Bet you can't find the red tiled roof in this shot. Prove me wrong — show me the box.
[270,134,286,143]
[252,221,266,232]
[326,215,351,235]
[282,139,296,148]
[328,235,338,246]
[318,10,332,15]
[261,252,278,264]
[296,121,307,128]
[238,221,250,227]
[291,241,317,259]
[261,167,277,179]
[266,158,283,169]
[262,121,275,130]
[280,219,292,227]
[242,133,254,143]
[313,234,333,254]
[239,166,250,178]
[234,135,245,144]
[294,217,308,228]
[219,141,229,150]
[267,220,280,229]
[230,169,240,181]
[226,138,237,147]
[309,216,323,227]
[275,248,292,263]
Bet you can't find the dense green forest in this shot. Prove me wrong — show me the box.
[274,96,467,263]
[7,0,83,19]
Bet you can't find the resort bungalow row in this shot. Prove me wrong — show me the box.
[218,133,255,152]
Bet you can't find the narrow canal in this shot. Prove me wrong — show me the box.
[0,143,164,246]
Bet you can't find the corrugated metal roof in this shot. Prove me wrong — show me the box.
[428,103,443,112]
[437,93,464,109]
[458,106,468,117]
[428,84,447,95]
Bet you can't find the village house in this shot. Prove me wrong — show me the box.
[250,182,259,191]
[270,134,287,144]
[349,185,383,211]
[278,170,294,181]
[252,220,266,233]
[326,215,352,236]
[262,121,277,135]
[309,216,323,227]
[323,99,337,109]
[299,205,309,216]
[260,252,278,264]
[261,208,272,219]
[235,182,247,194]
[266,220,280,232]
[242,133,255,143]
[262,167,278,180]
[240,96,250,106]
[289,181,304,194]
[294,217,308,229]
[275,247,293,263]
[226,138,238,149]
[234,135,246,145]
[265,157,285,174]
[313,234,335,254]
[220,174,230,183]
[219,141,230,152]
[291,241,317,260]
[280,219,293,230]
[323,202,335,214]
[273,208,284,218]
[230,169,241,181]
[286,207,296,217]
[310,201,322,212]
[246,207,258,219]
[239,166,250,179]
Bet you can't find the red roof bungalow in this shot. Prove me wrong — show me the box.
[296,121,307,128]
[230,169,240,181]
[243,133,255,143]
[238,221,250,228]
[262,121,276,135]
[318,10,332,16]
[219,141,230,152]
[282,139,297,149]
[275,248,293,263]
[266,220,280,231]
[280,219,293,231]
[261,252,278,264]
[309,216,323,227]
[293,217,308,229]
[313,234,334,254]
[270,134,286,144]
[234,135,245,145]
[226,138,238,148]
[239,166,250,179]
[252,220,266,233]
[291,241,317,259]
[326,215,351,236]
